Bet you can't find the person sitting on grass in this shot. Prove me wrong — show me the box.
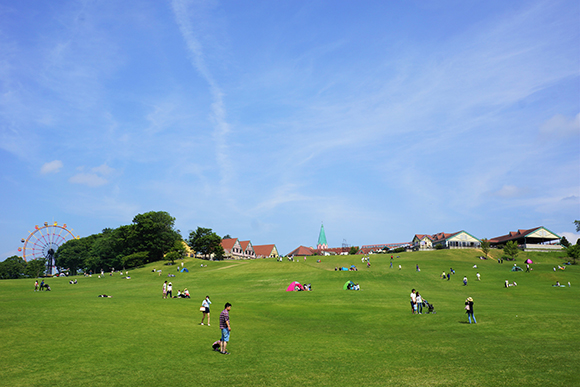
[98,294,112,298]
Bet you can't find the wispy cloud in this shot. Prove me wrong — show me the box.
[40,160,63,174]
[171,0,234,201]
[69,173,108,187]
[539,113,580,138]
[69,163,115,187]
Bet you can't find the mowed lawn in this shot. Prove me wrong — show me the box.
[1,250,578,387]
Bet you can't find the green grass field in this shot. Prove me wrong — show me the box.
[1,250,578,387]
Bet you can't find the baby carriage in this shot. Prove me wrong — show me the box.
[423,299,436,314]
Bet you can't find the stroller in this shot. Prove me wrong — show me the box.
[423,299,436,314]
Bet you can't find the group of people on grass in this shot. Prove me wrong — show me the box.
[162,281,192,299]
[34,280,50,291]
[410,289,425,314]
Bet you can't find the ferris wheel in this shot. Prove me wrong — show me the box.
[19,222,79,274]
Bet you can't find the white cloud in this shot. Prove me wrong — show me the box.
[69,173,107,187]
[40,160,63,174]
[491,185,529,198]
[92,163,114,176]
[539,113,580,138]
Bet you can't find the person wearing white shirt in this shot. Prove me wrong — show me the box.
[200,296,212,326]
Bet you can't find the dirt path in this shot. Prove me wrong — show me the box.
[211,262,248,271]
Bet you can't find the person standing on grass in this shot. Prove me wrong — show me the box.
[463,276,468,286]
[200,296,212,326]
[410,289,416,314]
[416,292,423,314]
[465,297,476,324]
[476,272,481,281]
[167,282,173,298]
[219,303,232,354]
[162,281,168,299]
[34,280,39,291]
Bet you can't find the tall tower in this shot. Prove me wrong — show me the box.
[317,223,328,249]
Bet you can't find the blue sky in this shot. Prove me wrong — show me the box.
[1,0,579,260]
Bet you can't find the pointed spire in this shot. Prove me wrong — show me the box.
[317,223,328,249]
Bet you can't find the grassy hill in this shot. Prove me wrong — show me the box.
[1,249,578,386]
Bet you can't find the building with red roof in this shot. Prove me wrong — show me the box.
[287,245,315,256]
[488,227,561,251]
[410,231,481,250]
[253,244,279,259]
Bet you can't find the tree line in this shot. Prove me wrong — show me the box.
[0,211,226,279]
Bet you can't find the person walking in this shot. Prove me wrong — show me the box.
[200,296,212,326]
[463,276,468,286]
[390,261,393,268]
[162,281,168,299]
[410,289,416,314]
[465,297,477,324]
[219,303,232,354]
[476,272,481,281]
[416,292,423,314]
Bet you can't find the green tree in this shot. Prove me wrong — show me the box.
[188,227,223,259]
[25,258,47,278]
[90,226,135,270]
[560,236,571,248]
[132,211,181,262]
[565,238,580,265]
[121,251,149,268]
[163,240,186,265]
[480,238,490,257]
[503,240,519,260]
[0,256,27,279]
[575,220,580,232]
[55,236,98,274]
[349,246,359,255]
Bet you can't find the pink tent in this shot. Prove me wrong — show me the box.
[286,281,304,291]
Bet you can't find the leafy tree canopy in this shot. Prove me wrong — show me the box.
[503,240,519,260]
[188,227,223,259]
[480,238,490,257]
[560,236,571,248]
[0,256,27,279]
[132,211,181,262]
[25,258,47,278]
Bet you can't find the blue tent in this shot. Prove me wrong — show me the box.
[180,268,189,273]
